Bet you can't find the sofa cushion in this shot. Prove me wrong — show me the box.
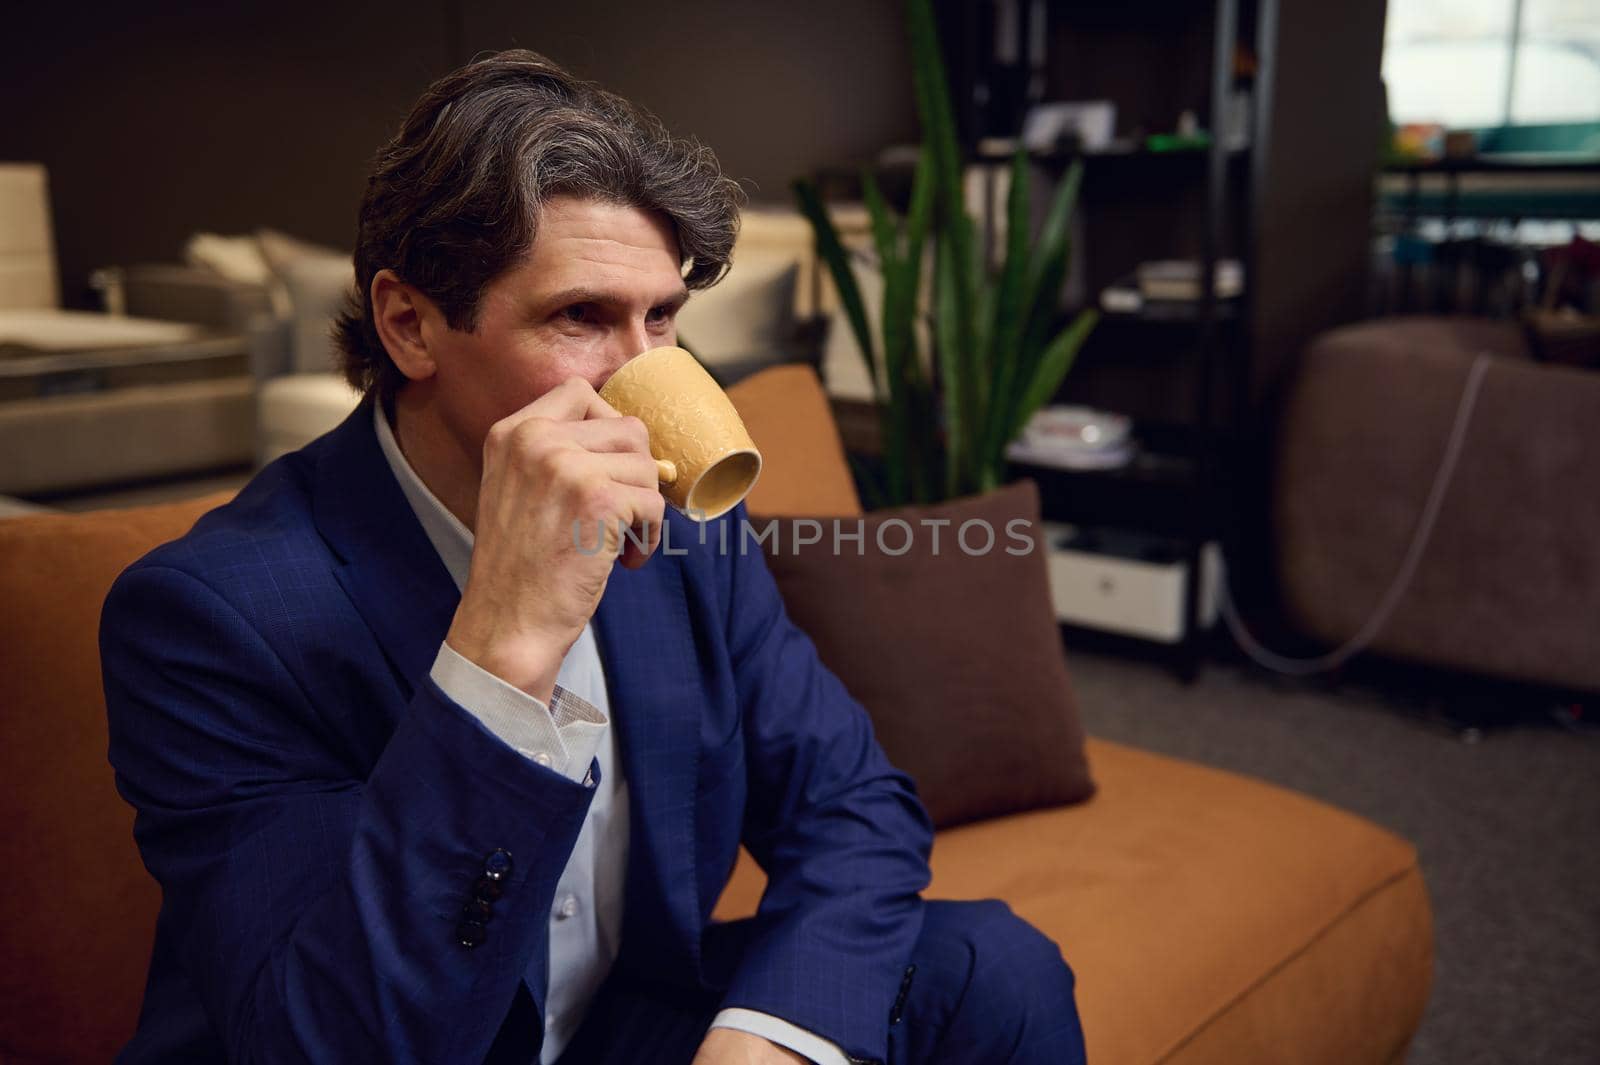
[725,364,862,517]
[256,228,355,375]
[674,251,799,383]
[0,493,231,1064]
[752,479,1095,827]
[714,735,1434,1065]
[183,232,274,287]
[257,371,363,465]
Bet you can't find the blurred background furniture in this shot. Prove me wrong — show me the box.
[0,363,1433,1065]
[1275,314,1600,692]
[3,175,856,493]
[0,163,255,496]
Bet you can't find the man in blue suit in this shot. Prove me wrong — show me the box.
[101,50,1085,1065]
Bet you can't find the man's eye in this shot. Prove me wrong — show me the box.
[647,305,672,324]
[561,305,590,323]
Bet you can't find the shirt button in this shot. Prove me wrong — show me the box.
[533,751,553,768]
[483,849,514,881]
[556,894,579,920]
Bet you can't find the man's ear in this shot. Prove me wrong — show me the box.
[371,269,438,382]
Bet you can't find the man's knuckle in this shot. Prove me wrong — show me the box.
[620,416,649,445]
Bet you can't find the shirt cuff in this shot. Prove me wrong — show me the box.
[709,1008,850,1065]
[430,642,608,785]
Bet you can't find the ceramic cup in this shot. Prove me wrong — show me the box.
[598,346,763,522]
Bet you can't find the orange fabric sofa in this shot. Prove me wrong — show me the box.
[0,365,1432,1063]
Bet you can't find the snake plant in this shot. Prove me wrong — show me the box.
[795,0,1098,506]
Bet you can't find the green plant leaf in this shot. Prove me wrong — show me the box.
[908,0,976,398]
[1025,157,1083,318]
[861,169,900,273]
[864,170,919,502]
[1012,309,1099,442]
[1006,157,1084,457]
[933,236,964,497]
[904,148,935,291]
[980,147,1036,472]
[865,172,912,398]
[794,178,880,402]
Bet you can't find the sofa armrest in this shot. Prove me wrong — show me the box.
[1275,317,1600,689]
[93,263,273,333]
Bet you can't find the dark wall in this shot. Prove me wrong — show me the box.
[2,1,916,307]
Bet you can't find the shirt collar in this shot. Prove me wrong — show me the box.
[372,399,473,592]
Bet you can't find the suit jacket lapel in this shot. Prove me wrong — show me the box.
[592,520,705,985]
[311,397,460,702]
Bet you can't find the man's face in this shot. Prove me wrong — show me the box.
[419,194,688,465]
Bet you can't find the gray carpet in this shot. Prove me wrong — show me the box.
[1066,647,1600,1065]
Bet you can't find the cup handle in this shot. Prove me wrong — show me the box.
[656,459,678,485]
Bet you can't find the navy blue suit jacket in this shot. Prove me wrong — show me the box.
[101,398,934,1064]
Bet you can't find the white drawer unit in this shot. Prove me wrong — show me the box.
[1043,523,1219,644]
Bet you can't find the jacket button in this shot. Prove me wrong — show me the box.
[462,898,493,924]
[473,875,505,902]
[483,849,514,881]
[456,920,487,948]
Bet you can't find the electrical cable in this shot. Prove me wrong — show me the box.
[1214,352,1494,676]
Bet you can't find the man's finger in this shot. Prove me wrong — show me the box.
[560,416,654,458]
[492,376,621,439]
[587,450,664,491]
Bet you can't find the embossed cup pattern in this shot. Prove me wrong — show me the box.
[598,347,763,521]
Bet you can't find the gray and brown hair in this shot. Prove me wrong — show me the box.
[334,49,744,404]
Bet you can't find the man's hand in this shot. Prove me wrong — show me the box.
[690,1027,812,1065]
[445,376,666,703]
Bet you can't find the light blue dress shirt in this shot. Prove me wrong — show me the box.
[373,403,848,1065]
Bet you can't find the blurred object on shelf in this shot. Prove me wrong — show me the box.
[1521,235,1600,368]
[1021,100,1116,153]
[1099,276,1143,314]
[1523,306,1600,368]
[1007,405,1136,471]
[1393,122,1446,161]
[1538,234,1600,310]
[1137,259,1244,301]
[1146,110,1211,154]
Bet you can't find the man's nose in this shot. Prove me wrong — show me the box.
[612,320,654,369]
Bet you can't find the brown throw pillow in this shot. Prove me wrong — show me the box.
[751,479,1095,828]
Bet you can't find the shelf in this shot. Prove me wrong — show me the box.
[973,144,1252,169]
[1384,154,1600,176]
[1089,299,1242,325]
[1008,447,1193,489]
[1004,418,1231,537]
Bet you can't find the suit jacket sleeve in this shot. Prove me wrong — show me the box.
[101,562,592,1064]
[710,504,935,1064]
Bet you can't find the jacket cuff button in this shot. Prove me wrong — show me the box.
[461,898,493,924]
[456,920,487,948]
[473,875,505,902]
[482,849,514,881]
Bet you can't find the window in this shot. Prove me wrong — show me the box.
[1383,0,1600,127]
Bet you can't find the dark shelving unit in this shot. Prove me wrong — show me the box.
[965,0,1261,681]
[815,0,1326,681]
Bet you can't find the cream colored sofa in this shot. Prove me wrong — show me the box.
[0,164,254,496]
